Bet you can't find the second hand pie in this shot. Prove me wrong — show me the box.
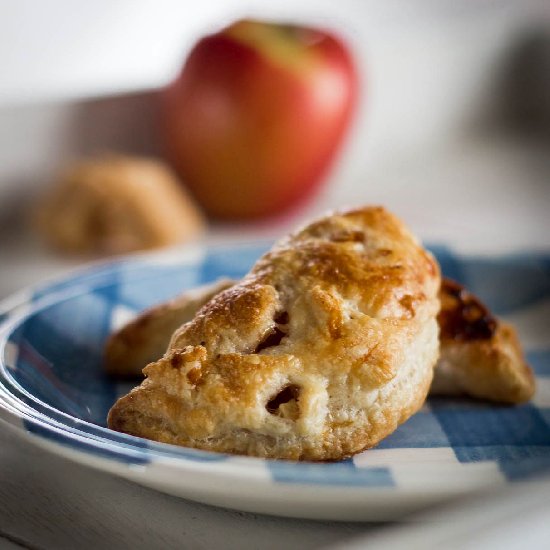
[108,207,441,460]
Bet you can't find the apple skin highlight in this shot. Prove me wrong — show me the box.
[161,19,358,220]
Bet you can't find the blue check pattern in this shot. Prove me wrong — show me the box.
[0,243,549,488]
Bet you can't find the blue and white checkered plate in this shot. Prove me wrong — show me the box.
[0,242,549,521]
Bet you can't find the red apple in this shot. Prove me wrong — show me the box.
[160,19,358,220]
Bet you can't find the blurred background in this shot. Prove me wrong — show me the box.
[0,0,549,298]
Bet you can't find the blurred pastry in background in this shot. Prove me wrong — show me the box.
[35,155,205,255]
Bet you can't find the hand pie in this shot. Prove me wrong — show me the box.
[431,279,535,404]
[104,279,235,377]
[105,279,535,406]
[108,207,441,460]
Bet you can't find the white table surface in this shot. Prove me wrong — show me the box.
[0,426,380,550]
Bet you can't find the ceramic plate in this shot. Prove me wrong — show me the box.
[0,242,549,521]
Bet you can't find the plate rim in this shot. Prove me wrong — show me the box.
[1,241,549,512]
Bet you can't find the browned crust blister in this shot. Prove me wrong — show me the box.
[107,207,441,460]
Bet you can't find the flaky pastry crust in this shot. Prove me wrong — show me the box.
[104,279,235,377]
[431,279,535,404]
[105,279,535,409]
[108,207,440,460]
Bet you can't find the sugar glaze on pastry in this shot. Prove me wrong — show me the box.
[108,207,441,460]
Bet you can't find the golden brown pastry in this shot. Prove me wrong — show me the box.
[105,279,535,406]
[36,155,205,254]
[108,206,441,460]
[104,279,235,377]
[431,278,535,404]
